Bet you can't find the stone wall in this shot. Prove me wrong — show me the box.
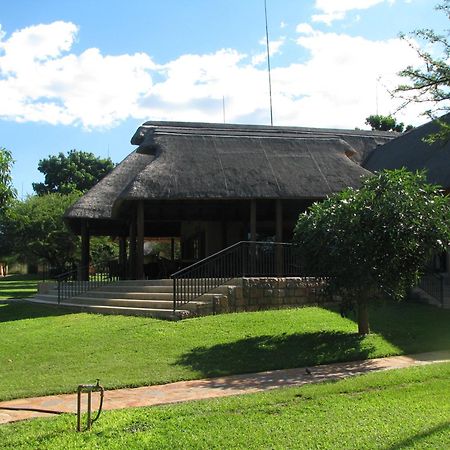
[213,277,323,314]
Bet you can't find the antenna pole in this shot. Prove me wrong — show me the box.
[222,95,226,123]
[264,0,274,126]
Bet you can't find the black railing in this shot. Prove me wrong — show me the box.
[56,259,126,304]
[171,241,305,311]
[419,272,444,306]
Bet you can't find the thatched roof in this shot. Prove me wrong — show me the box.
[364,114,450,189]
[65,121,395,222]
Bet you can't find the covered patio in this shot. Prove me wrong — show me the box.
[65,120,395,281]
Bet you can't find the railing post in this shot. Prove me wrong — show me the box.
[57,279,61,304]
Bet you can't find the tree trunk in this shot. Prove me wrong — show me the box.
[357,299,370,335]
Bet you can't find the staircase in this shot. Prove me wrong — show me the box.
[27,280,220,319]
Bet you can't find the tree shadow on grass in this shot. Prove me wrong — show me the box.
[0,301,73,323]
[387,422,450,450]
[326,301,450,355]
[175,331,375,378]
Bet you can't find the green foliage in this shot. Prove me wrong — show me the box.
[32,149,115,195]
[396,1,450,141]
[365,114,407,132]
[0,193,81,268]
[0,148,16,212]
[90,236,119,265]
[294,169,450,332]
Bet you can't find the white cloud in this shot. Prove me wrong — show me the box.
[296,23,317,35]
[312,0,391,25]
[0,21,155,128]
[252,37,285,66]
[0,20,432,130]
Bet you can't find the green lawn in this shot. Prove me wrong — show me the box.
[1,300,449,401]
[0,274,41,300]
[1,362,449,449]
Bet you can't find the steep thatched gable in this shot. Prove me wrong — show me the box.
[364,114,450,189]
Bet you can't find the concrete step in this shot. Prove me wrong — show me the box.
[82,291,173,300]
[92,285,173,293]
[26,297,188,319]
[112,279,173,286]
[69,296,174,309]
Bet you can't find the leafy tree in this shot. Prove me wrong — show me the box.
[365,114,407,132]
[90,237,119,266]
[0,193,81,269]
[293,169,450,335]
[32,150,115,195]
[395,0,450,142]
[0,148,16,212]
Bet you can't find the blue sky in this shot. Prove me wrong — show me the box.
[0,0,448,196]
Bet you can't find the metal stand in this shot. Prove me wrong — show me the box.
[77,379,104,432]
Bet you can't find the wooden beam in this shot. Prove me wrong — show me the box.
[250,199,257,241]
[136,201,145,280]
[128,216,137,279]
[276,199,283,242]
[119,237,127,278]
[80,221,90,281]
[275,200,283,275]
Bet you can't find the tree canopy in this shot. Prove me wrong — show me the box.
[0,148,16,212]
[0,193,81,268]
[365,114,412,132]
[395,0,450,141]
[32,150,115,196]
[293,169,450,335]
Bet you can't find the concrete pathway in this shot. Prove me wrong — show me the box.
[1,350,449,425]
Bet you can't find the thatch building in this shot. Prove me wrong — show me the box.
[365,113,450,191]
[65,121,395,279]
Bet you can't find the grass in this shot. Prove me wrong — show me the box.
[1,362,449,449]
[0,274,41,300]
[1,300,449,401]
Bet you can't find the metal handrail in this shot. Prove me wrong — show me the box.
[171,241,304,312]
[56,258,126,304]
[171,241,244,278]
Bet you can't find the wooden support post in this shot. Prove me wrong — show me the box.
[119,237,127,278]
[275,199,283,276]
[80,221,90,281]
[221,220,227,249]
[136,201,145,280]
[250,199,257,241]
[170,237,175,261]
[249,200,257,276]
[129,218,137,280]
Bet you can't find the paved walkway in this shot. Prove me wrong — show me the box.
[1,350,449,425]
